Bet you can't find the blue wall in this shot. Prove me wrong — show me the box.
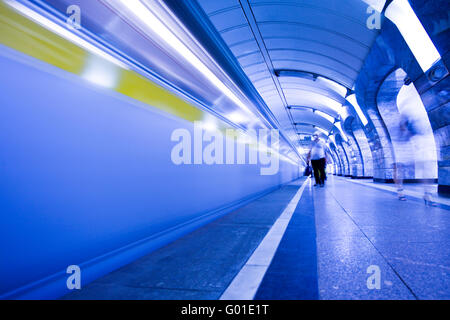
[0,47,299,299]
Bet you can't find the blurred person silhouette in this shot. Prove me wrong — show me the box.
[392,113,436,206]
[307,132,332,187]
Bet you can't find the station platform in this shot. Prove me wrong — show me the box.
[63,176,450,300]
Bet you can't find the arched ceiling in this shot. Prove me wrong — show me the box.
[196,0,380,144]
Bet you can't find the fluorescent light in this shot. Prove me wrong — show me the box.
[117,0,255,116]
[322,97,344,115]
[200,121,217,132]
[334,122,348,142]
[295,92,344,117]
[346,94,368,126]
[227,111,246,124]
[385,0,440,72]
[329,135,336,145]
[5,0,128,69]
[315,127,329,136]
[316,77,347,97]
[315,110,335,123]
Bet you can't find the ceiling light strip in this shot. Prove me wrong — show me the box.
[117,0,258,117]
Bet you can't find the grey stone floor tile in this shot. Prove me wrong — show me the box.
[62,283,221,300]
[63,182,302,300]
[316,237,415,300]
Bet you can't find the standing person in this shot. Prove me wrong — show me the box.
[307,132,331,187]
[392,115,411,201]
[393,113,436,205]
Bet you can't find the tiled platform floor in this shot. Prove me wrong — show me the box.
[63,179,305,300]
[63,176,450,300]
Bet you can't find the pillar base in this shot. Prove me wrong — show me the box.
[351,176,373,179]
[373,178,438,184]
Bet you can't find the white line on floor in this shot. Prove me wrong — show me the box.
[219,177,310,300]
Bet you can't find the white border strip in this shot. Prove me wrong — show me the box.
[220,178,310,300]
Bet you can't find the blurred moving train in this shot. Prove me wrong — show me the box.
[0,0,301,299]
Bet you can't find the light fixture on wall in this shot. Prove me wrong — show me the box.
[314,127,330,136]
[346,94,369,126]
[334,122,348,142]
[315,110,336,124]
[385,0,441,72]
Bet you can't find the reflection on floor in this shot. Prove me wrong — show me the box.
[63,176,450,300]
[347,178,450,207]
[316,176,449,299]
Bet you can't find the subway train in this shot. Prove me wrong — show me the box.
[0,0,302,299]
[1,0,449,301]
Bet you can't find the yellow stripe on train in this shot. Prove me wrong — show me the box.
[0,1,212,126]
